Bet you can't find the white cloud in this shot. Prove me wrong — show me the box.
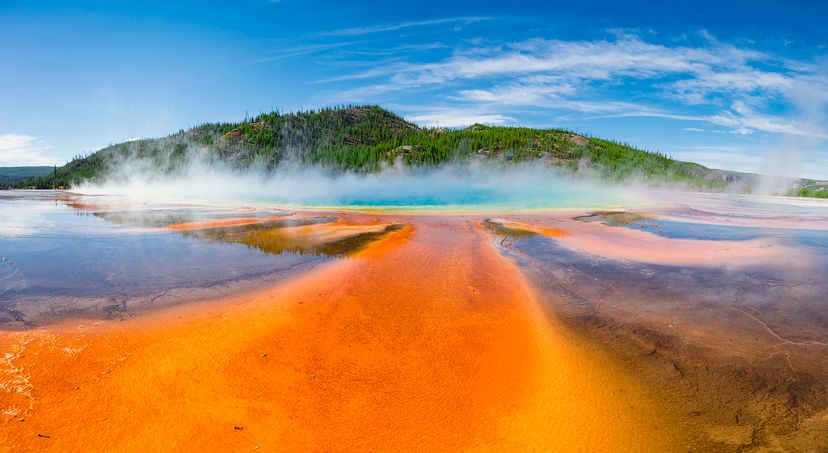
[455,82,576,105]
[319,17,490,37]
[0,134,56,166]
[407,108,514,128]
[670,69,793,103]
[706,103,827,139]
[332,34,773,88]
[682,127,744,134]
[322,32,828,140]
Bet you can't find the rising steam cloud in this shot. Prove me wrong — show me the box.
[73,156,647,210]
[755,62,828,194]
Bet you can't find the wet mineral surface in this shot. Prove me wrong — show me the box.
[0,190,826,451]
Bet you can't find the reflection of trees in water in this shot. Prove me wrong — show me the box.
[62,196,404,258]
[573,210,650,226]
[91,208,292,228]
[183,217,402,257]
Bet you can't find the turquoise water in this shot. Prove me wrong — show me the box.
[212,182,643,211]
[74,164,645,210]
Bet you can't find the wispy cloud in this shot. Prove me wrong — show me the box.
[706,101,827,138]
[334,42,448,58]
[406,108,514,128]
[320,31,828,137]
[328,34,771,85]
[0,133,55,166]
[318,16,490,37]
[683,127,728,134]
[454,81,577,105]
[668,145,768,173]
[250,41,360,64]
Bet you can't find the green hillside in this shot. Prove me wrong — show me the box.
[0,166,54,186]
[13,105,758,191]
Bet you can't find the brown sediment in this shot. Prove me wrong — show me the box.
[0,216,683,452]
[491,217,797,267]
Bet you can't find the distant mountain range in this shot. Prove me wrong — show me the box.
[5,106,826,198]
[0,166,54,184]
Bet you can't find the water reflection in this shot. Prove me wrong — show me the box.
[486,203,828,450]
[577,210,828,248]
[181,219,403,257]
[0,191,402,327]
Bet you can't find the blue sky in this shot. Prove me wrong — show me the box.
[2,0,828,179]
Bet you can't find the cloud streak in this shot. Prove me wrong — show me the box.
[249,41,360,64]
[318,16,490,37]
[320,31,828,138]
[406,108,515,128]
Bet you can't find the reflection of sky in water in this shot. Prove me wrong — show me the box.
[671,192,828,219]
[597,192,828,251]
[0,197,159,237]
[3,190,827,324]
[0,196,325,306]
[608,217,828,250]
[0,201,61,237]
[619,193,828,257]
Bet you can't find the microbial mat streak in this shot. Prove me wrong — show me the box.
[0,215,678,452]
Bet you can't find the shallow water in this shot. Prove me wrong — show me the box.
[487,196,828,450]
[578,211,828,248]
[0,192,401,327]
[1,190,827,451]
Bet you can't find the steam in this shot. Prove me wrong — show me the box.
[755,62,828,194]
[73,157,648,210]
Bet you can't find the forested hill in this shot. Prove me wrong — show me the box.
[0,166,54,185]
[10,105,777,192]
